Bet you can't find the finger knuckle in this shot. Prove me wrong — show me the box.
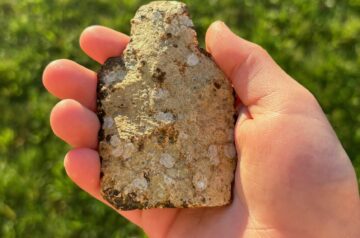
[250,45,270,61]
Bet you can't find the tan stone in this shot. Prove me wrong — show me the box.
[97,1,236,210]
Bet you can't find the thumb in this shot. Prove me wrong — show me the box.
[206,21,315,116]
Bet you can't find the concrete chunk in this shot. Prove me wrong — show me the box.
[97,1,236,210]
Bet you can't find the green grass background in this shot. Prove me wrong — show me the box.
[1,0,359,237]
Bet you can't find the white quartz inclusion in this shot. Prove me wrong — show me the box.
[152,88,169,100]
[160,153,176,168]
[111,147,123,157]
[123,143,136,159]
[102,70,126,85]
[132,178,148,190]
[103,116,114,129]
[154,111,175,123]
[187,53,199,66]
[110,135,120,147]
[193,173,208,191]
[208,144,219,165]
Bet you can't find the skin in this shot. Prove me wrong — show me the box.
[43,22,360,238]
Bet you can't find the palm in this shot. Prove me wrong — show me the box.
[43,24,360,238]
[137,202,243,237]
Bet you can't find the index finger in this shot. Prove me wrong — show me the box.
[80,25,130,64]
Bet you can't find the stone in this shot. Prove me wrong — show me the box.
[97,1,236,210]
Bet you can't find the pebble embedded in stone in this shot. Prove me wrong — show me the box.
[153,10,163,22]
[208,144,220,165]
[160,153,176,168]
[186,53,199,66]
[152,88,169,100]
[111,147,123,157]
[102,70,126,85]
[178,15,194,27]
[224,144,237,159]
[163,175,175,185]
[193,173,208,191]
[185,153,193,163]
[122,143,136,159]
[132,177,148,190]
[103,116,114,129]
[110,135,121,147]
[154,111,175,123]
[178,132,189,140]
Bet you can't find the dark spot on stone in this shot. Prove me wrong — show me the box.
[154,125,178,146]
[99,57,125,75]
[143,171,150,182]
[166,32,172,38]
[173,43,178,48]
[152,68,166,83]
[156,128,167,145]
[181,5,190,16]
[199,47,212,58]
[97,57,126,144]
[168,129,179,144]
[160,34,168,41]
[179,152,186,161]
[213,82,221,89]
[100,171,104,178]
[98,89,108,100]
[173,59,187,75]
[106,134,111,142]
[132,49,139,59]
[179,63,187,75]
[164,200,175,208]
[104,189,148,210]
[140,60,146,66]
[201,197,206,203]
[182,201,189,208]
[156,200,175,208]
[103,188,119,197]
[233,112,238,122]
[165,16,172,24]
[138,140,144,151]
[232,89,238,120]
[98,128,105,142]
[97,108,105,119]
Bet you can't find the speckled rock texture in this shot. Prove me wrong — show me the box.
[97,1,236,210]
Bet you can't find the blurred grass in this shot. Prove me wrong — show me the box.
[0,0,359,237]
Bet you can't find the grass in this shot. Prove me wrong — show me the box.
[1,0,359,237]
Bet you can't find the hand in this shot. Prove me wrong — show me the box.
[43,22,360,238]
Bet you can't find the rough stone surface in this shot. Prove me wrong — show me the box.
[97,1,236,210]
